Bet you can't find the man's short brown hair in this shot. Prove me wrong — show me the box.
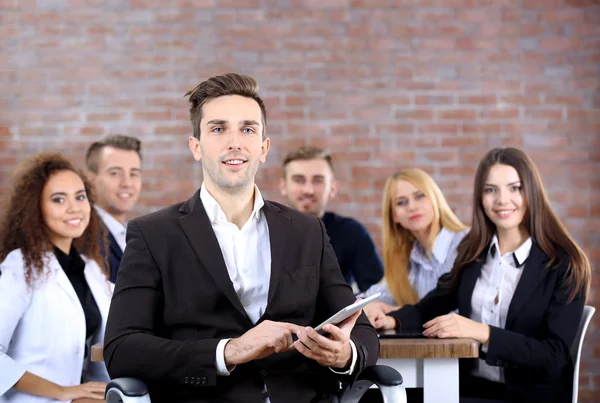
[185,73,267,140]
[85,135,142,173]
[282,146,334,175]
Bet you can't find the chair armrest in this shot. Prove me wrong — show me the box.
[356,365,403,386]
[105,378,151,403]
[338,365,406,403]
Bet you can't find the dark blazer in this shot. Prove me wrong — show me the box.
[103,190,379,403]
[98,224,123,283]
[389,243,584,403]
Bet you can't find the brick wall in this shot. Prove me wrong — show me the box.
[1,0,598,399]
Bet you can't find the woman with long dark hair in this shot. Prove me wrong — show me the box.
[0,153,113,402]
[373,148,591,402]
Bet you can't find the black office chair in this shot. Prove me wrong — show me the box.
[105,365,406,403]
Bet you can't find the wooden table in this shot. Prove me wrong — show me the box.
[378,338,479,403]
[92,338,479,403]
[91,343,103,363]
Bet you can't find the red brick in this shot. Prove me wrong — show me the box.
[394,109,434,120]
[419,38,455,50]
[543,9,585,22]
[86,113,123,122]
[415,95,454,105]
[459,95,497,105]
[441,136,486,147]
[501,95,542,105]
[541,38,583,51]
[484,108,520,119]
[133,111,171,121]
[524,108,563,120]
[418,123,460,134]
[438,109,477,120]
[462,123,503,134]
[524,0,563,7]
[425,151,459,162]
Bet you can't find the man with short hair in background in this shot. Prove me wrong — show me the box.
[85,135,142,282]
[280,146,383,293]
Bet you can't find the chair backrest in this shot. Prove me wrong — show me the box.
[571,305,595,403]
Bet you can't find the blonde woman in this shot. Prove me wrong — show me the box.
[359,168,468,323]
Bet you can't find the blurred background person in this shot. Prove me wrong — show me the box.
[85,135,142,283]
[358,168,468,325]
[0,153,113,402]
[280,146,383,292]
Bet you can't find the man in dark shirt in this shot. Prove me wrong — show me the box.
[279,146,383,292]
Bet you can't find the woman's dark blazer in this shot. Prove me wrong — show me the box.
[389,242,585,403]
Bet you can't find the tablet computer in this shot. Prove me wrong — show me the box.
[288,292,381,348]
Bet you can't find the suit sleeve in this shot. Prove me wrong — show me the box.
[103,221,221,386]
[388,272,459,329]
[483,262,584,378]
[315,219,379,382]
[349,222,384,293]
[0,252,31,395]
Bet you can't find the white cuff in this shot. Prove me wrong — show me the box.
[329,339,358,375]
[215,339,236,376]
[0,354,27,396]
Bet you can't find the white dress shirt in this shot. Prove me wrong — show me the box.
[470,235,532,383]
[199,184,357,402]
[95,206,127,252]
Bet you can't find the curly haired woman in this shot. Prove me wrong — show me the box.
[0,153,113,403]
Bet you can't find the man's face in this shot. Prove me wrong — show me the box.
[279,159,336,216]
[89,147,142,220]
[188,95,270,194]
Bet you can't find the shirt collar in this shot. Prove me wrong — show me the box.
[53,245,85,274]
[199,182,265,226]
[95,205,126,236]
[489,234,533,267]
[410,227,455,269]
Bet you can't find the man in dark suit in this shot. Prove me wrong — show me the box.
[279,146,384,293]
[103,73,379,403]
[85,135,142,282]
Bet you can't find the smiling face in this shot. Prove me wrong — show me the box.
[89,146,141,222]
[188,95,270,194]
[481,163,527,234]
[279,158,337,216]
[41,170,91,252]
[392,179,435,234]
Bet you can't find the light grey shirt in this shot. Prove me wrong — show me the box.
[358,228,469,305]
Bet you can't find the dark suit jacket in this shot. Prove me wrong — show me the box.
[103,190,379,403]
[389,243,584,403]
[98,223,123,283]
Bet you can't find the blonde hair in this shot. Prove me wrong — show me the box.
[382,168,467,306]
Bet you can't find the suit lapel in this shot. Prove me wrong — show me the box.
[107,231,123,259]
[178,190,249,321]
[49,253,81,307]
[262,202,290,309]
[506,244,549,329]
[459,257,484,319]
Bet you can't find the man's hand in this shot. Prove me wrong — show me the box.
[423,313,490,345]
[224,320,303,366]
[294,309,361,369]
[363,301,397,326]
